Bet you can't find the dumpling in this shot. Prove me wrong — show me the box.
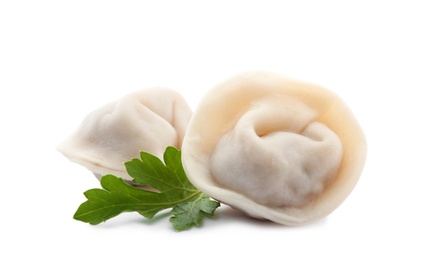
[181,71,367,225]
[58,87,192,181]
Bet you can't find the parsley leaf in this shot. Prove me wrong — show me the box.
[170,194,220,231]
[73,146,220,231]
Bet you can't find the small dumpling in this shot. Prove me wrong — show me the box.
[58,88,192,181]
[181,71,367,225]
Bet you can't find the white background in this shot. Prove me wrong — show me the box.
[1,0,424,259]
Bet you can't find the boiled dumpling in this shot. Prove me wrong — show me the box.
[58,88,192,181]
[181,71,367,225]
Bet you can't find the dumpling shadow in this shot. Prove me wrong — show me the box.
[91,206,327,231]
[214,205,328,229]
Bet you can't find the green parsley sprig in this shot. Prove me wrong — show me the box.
[73,146,220,231]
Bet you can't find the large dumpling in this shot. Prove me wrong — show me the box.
[58,88,192,181]
[181,71,367,225]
